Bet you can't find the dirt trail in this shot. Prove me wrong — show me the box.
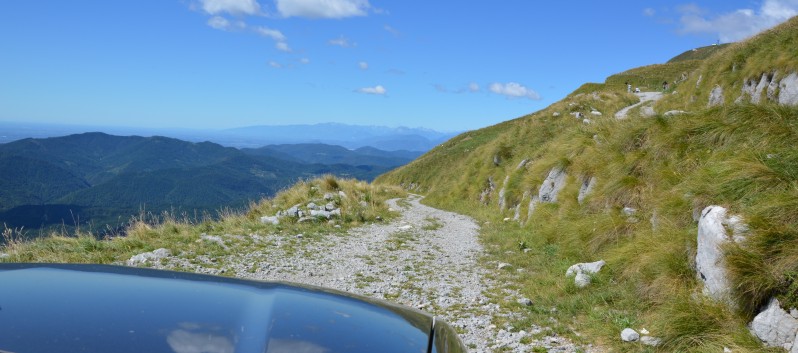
[615,91,663,119]
[151,195,595,352]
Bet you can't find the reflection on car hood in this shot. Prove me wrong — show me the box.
[0,264,464,353]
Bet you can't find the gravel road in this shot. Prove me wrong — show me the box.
[147,195,596,352]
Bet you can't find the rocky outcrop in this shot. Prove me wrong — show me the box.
[578,176,596,204]
[498,176,510,210]
[709,85,725,107]
[779,73,798,106]
[539,167,567,203]
[480,176,496,204]
[695,206,748,304]
[732,72,798,106]
[750,298,798,352]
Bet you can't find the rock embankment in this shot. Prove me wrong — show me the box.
[131,195,598,352]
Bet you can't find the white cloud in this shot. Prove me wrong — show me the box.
[200,0,261,15]
[384,25,400,36]
[358,61,368,70]
[328,36,355,47]
[268,61,283,68]
[299,58,310,64]
[255,26,286,41]
[275,42,292,52]
[357,85,386,95]
[276,0,370,19]
[207,16,231,30]
[678,0,798,42]
[489,82,541,100]
[643,8,656,17]
[468,82,480,92]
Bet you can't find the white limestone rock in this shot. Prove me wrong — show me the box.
[574,273,591,288]
[577,176,596,205]
[750,298,798,352]
[127,248,171,266]
[260,216,280,225]
[709,85,725,107]
[696,206,748,304]
[621,328,640,342]
[779,72,798,106]
[539,167,567,203]
[566,260,606,277]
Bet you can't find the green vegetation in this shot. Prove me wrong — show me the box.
[0,176,405,264]
[0,133,408,233]
[667,43,732,63]
[377,17,798,352]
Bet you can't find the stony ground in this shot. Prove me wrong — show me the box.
[142,195,599,352]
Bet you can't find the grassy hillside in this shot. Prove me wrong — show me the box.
[377,17,798,352]
[667,43,732,63]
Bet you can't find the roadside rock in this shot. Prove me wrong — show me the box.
[127,248,171,266]
[566,260,605,288]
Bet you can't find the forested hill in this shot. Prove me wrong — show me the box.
[0,132,412,232]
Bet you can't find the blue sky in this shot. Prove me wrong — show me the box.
[1,1,797,132]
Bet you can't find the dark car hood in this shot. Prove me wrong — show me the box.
[0,263,462,353]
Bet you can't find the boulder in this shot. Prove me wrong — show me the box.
[307,202,319,210]
[696,206,748,303]
[621,328,640,342]
[779,72,798,106]
[708,85,725,107]
[750,298,798,352]
[566,260,605,288]
[127,248,171,266]
[539,167,567,203]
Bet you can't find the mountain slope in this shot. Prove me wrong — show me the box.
[0,133,409,231]
[377,16,798,352]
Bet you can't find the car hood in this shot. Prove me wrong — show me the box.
[0,264,464,353]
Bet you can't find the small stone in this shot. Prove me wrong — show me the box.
[723,348,732,353]
[296,234,304,239]
[639,328,649,335]
[498,263,512,270]
[621,328,640,342]
[398,225,412,231]
[517,298,533,306]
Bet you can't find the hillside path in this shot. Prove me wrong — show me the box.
[150,195,596,352]
[227,195,590,353]
[614,91,663,119]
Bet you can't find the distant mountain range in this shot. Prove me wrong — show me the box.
[0,122,460,151]
[0,132,420,232]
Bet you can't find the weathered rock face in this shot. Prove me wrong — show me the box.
[498,176,510,210]
[750,298,798,352]
[732,71,798,106]
[779,72,798,106]
[577,176,596,205]
[695,206,748,304]
[709,85,725,107]
[539,167,567,203]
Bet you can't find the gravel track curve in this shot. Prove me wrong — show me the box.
[146,195,596,352]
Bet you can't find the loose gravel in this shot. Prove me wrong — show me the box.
[143,195,599,352]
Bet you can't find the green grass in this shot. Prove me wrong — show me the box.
[378,93,798,352]
[1,176,406,265]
